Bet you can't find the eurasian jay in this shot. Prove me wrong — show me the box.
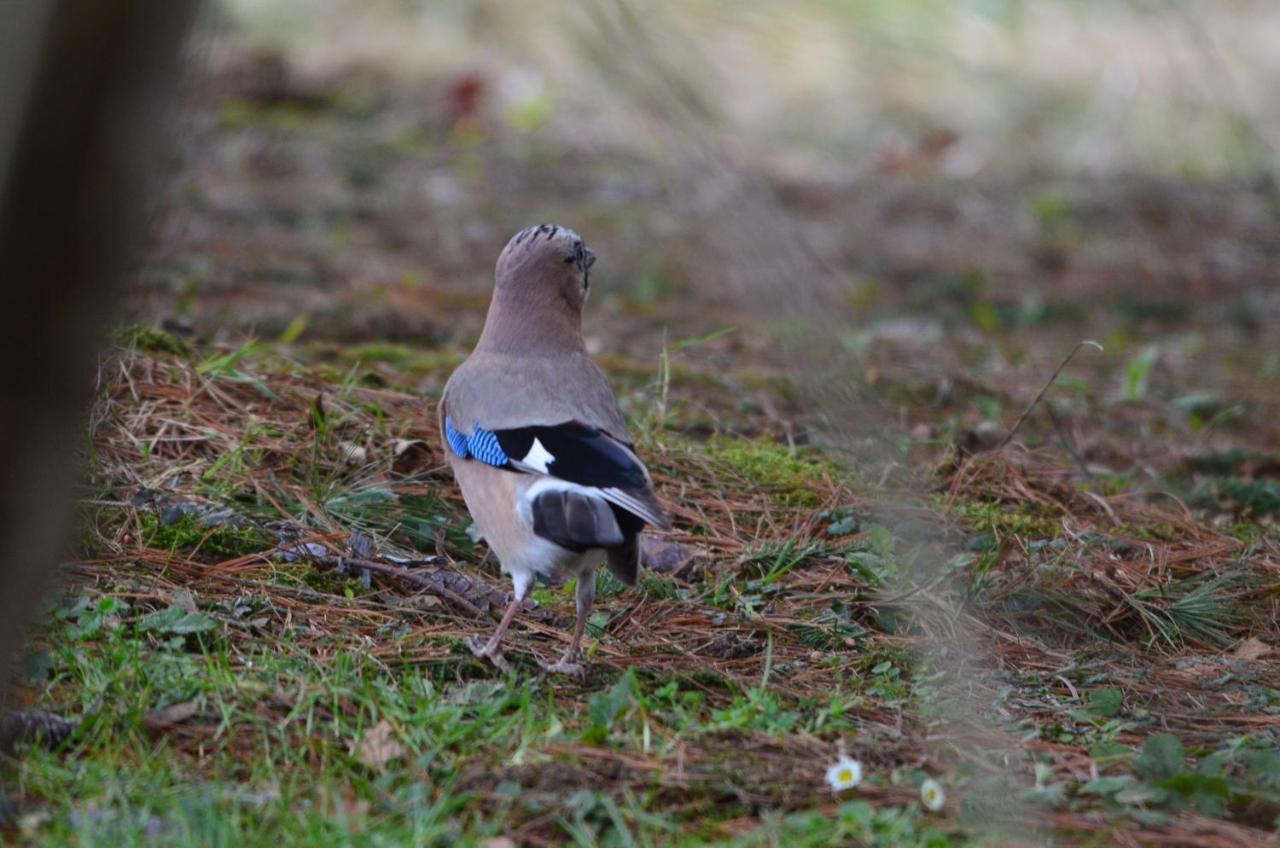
[439,224,670,675]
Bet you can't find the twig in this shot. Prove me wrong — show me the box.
[996,340,1103,451]
[342,557,487,620]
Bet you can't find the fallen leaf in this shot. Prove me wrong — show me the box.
[351,719,406,770]
[640,535,704,576]
[339,441,368,465]
[147,699,201,725]
[388,594,443,611]
[1230,637,1274,662]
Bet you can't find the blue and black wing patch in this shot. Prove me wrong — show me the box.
[444,418,510,466]
[445,417,669,530]
[443,417,472,459]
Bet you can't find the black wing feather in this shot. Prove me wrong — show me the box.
[494,423,646,489]
[493,422,669,530]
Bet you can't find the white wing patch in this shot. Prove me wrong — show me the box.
[520,437,556,473]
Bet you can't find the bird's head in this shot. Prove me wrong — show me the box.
[494,224,597,312]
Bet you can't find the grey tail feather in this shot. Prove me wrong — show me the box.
[531,489,624,549]
[600,487,671,531]
[605,535,640,586]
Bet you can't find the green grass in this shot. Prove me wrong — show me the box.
[17,580,950,846]
[21,620,500,844]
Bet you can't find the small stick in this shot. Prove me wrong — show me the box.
[342,557,487,620]
[996,340,1103,451]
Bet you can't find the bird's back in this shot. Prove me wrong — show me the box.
[441,348,630,439]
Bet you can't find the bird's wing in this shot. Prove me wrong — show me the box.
[441,414,669,531]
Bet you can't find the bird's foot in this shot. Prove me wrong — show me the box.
[467,636,511,673]
[538,654,586,680]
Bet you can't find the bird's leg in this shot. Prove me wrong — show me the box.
[541,570,596,678]
[468,591,523,673]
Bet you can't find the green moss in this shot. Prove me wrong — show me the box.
[952,498,1061,541]
[343,342,418,365]
[1111,522,1180,543]
[1192,478,1280,516]
[308,362,351,384]
[300,567,358,595]
[705,437,833,507]
[139,513,273,561]
[115,324,188,357]
[1226,521,1276,544]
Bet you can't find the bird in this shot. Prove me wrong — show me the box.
[439,224,670,676]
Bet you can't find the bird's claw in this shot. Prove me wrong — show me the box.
[467,636,511,673]
[538,655,586,680]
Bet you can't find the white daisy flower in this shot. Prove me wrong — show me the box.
[920,777,945,811]
[824,756,863,792]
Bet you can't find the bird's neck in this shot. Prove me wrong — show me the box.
[474,287,585,356]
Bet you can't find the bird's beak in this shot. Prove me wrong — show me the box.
[582,248,596,269]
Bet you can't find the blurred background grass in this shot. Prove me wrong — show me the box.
[214,0,1280,178]
[154,0,1278,460]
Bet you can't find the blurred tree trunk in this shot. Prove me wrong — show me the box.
[0,1,198,711]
